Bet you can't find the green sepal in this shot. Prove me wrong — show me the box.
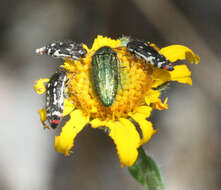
[153,82,170,93]
[128,147,164,190]
[119,36,131,47]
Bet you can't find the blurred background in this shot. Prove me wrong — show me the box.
[0,0,220,189]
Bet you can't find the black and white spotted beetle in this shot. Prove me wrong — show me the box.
[45,69,68,129]
[36,41,87,60]
[126,40,174,71]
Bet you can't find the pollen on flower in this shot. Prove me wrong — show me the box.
[63,39,153,120]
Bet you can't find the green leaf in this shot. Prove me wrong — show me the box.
[128,147,164,190]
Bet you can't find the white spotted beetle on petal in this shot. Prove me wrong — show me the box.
[125,39,174,71]
[36,41,87,60]
[45,69,68,129]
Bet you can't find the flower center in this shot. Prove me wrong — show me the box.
[66,48,152,120]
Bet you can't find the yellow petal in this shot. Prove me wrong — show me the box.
[152,44,198,88]
[152,68,171,88]
[110,119,140,167]
[82,43,90,52]
[38,109,47,122]
[90,118,107,128]
[38,108,49,128]
[152,64,193,87]
[145,90,168,110]
[130,113,157,145]
[91,118,140,167]
[63,99,75,117]
[34,78,49,94]
[170,65,192,85]
[159,45,200,64]
[153,97,168,110]
[91,35,122,51]
[133,106,152,118]
[145,90,160,105]
[54,110,89,156]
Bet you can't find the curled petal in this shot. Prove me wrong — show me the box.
[159,45,200,64]
[170,65,192,85]
[55,110,89,156]
[34,78,49,94]
[130,113,157,145]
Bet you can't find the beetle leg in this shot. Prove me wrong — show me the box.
[42,121,50,130]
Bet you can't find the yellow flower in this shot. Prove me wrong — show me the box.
[34,35,199,166]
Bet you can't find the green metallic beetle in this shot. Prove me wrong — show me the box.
[92,46,120,107]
